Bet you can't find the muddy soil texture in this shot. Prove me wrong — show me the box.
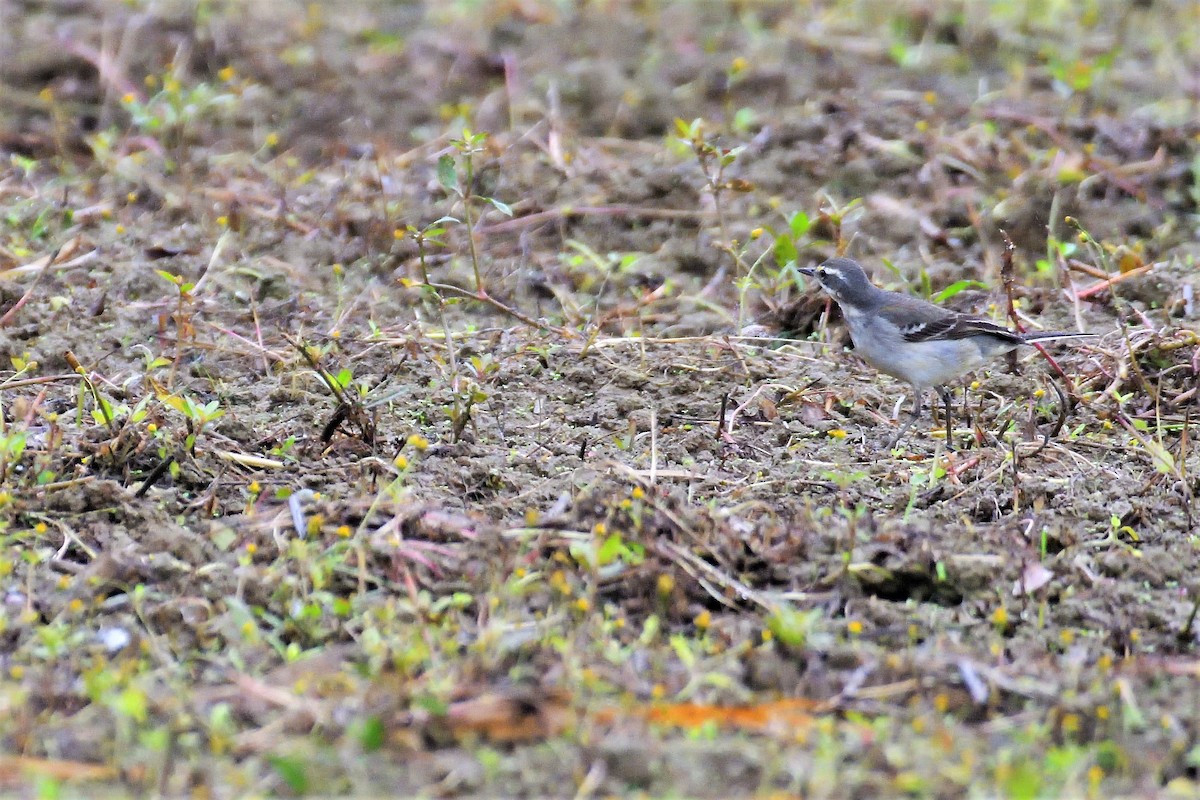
[2,1,1200,797]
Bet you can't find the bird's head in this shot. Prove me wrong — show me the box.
[799,257,876,306]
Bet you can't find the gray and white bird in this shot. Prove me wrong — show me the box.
[799,257,1093,448]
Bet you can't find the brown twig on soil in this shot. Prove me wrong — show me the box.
[1075,263,1154,300]
[0,247,55,322]
[283,334,377,445]
[476,204,711,235]
[653,538,771,612]
[0,373,80,390]
[999,231,1082,400]
[1181,404,1193,530]
[1066,258,1110,280]
[134,453,177,498]
[1025,378,1069,458]
[423,281,574,337]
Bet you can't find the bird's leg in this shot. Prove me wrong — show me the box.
[885,387,923,450]
[937,385,955,451]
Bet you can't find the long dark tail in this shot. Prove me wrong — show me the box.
[1021,331,1096,344]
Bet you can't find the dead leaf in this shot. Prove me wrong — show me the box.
[0,756,117,787]
[596,698,818,737]
[424,688,572,744]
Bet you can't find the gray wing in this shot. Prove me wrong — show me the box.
[877,299,1023,344]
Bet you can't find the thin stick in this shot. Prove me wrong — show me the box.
[478,204,711,235]
[1075,264,1154,300]
[649,405,658,487]
[0,246,59,327]
[424,281,573,337]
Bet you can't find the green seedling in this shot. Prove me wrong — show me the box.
[437,128,513,295]
[158,393,224,454]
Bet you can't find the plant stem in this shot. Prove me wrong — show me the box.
[460,154,484,293]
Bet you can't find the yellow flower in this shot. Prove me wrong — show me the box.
[549,570,570,594]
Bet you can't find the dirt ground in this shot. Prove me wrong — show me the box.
[2,0,1200,796]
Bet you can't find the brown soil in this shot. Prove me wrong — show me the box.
[2,1,1200,796]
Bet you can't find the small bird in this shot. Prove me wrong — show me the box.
[799,257,1093,448]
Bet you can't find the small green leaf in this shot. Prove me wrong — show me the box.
[1143,438,1176,474]
[413,694,448,716]
[789,210,811,239]
[597,533,624,566]
[774,235,798,269]
[357,715,386,752]
[931,280,989,303]
[766,606,817,648]
[670,634,696,669]
[115,687,148,722]
[486,197,513,216]
[436,155,457,192]
[268,755,309,795]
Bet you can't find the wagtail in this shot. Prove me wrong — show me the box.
[799,257,1093,448]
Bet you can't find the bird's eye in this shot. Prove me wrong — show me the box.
[817,268,827,277]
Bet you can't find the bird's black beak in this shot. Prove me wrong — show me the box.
[799,267,816,277]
